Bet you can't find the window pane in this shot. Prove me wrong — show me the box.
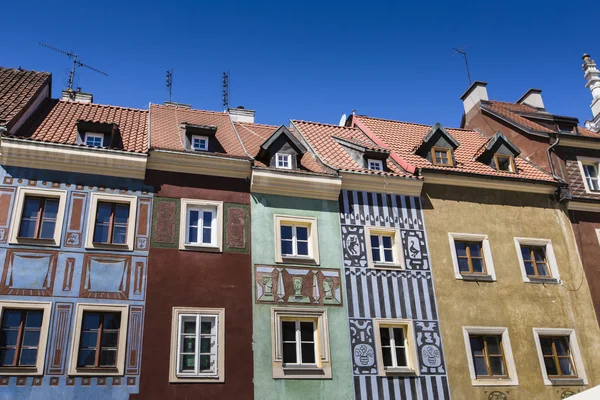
[202,227,212,244]
[101,332,119,348]
[544,357,559,376]
[40,221,56,239]
[489,356,505,376]
[301,343,315,364]
[200,337,212,353]
[43,199,59,219]
[19,348,37,366]
[297,241,309,256]
[468,243,482,257]
[469,337,483,356]
[521,246,532,261]
[183,318,196,334]
[471,258,485,273]
[382,236,392,248]
[455,242,467,257]
[114,205,129,224]
[486,336,501,354]
[281,226,293,240]
[96,203,113,224]
[202,211,213,227]
[540,338,554,355]
[524,261,535,276]
[282,321,296,342]
[112,226,127,244]
[371,248,381,263]
[383,249,394,262]
[0,349,15,366]
[458,258,470,272]
[80,331,98,348]
[18,220,37,238]
[381,347,393,367]
[22,330,40,347]
[77,349,96,367]
[23,198,41,218]
[2,310,22,328]
[25,311,43,328]
[533,248,546,262]
[188,226,198,243]
[300,322,313,342]
[296,227,308,241]
[379,328,390,346]
[281,240,293,255]
[536,262,550,277]
[99,349,117,367]
[283,343,297,363]
[189,210,199,226]
[181,354,195,371]
[474,357,488,376]
[201,319,215,335]
[93,224,109,243]
[182,337,195,353]
[393,328,405,344]
[559,358,575,376]
[82,313,101,330]
[199,354,213,372]
[395,347,407,367]
[103,312,121,330]
[370,235,380,248]
[555,338,569,356]
[0,330,18,347]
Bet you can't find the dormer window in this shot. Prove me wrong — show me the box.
[276,153,292,169]
[431,147,453,166]
[494,154,516,173]
[191,135,209,151]
[85,133,104,147]
[368,159,383,171]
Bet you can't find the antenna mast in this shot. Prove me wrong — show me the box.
[453,47,472,85]
[222,72,229,110]
[166,70,173,102]
[39,42,108,90]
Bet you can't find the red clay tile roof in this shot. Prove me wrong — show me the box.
[0,67,50,129]
[150,104,247,158]
[291,120,414,178]
[14,99,148,153]
[353,115,556,183]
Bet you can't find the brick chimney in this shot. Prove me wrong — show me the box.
[583,54,600,132]
[460,81,488,115]
[61,87,93,104]
[228,106,255,124]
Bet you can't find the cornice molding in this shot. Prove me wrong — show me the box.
[567,200,600,212]
[251,169,341,201]
[147,150,251,179]
[421,172,558,194]
[0,139,147,179]
[558,137,600,150]
[340,172,423,196]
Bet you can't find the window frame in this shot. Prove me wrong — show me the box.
[532,328,587,386]
[85,193,137,251]
[169,307,225,383]
[462,326,518,386]
[373,319,419,376]
[431,146,453,166]
[67,303,129,376]
[448,233,496,281]
[92,202,131,246]
[271,307,330,379]
[179,199,223,252]
[0,301,52,376]
[367,159,384,171]
[191,135,209,151]
[365,226,404,269]
[576,157,600,194]
[513,237,560,284]
[9,187,67,247]
[274,215,319,265]
[84,132,105,148]
[276,153,292,170]
[493,154,516,173]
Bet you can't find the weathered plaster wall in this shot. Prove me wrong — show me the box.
[423,184,600,400]
[251,193,353,400]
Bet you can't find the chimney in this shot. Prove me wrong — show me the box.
[61,87,93,104]
[460,81,488,115]
[516,89,545,110]
[582,54,600,132]
[228,106,255,124]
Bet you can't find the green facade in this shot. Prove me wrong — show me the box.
[251,193,353,400]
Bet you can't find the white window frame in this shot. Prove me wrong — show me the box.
[274,215,319,264]
[373,319,419,376]
[577,156,600,194]
[532,328,587,386]
[84,132,104,147]
[191,135,209,151]
[365,226,404,269]
[513,237,560,284]
[276,153,292,169]
[67,303,129,376]
[448,233,496,281]
[271,307,330,379]
[367,159,384,171]
[85,193,137,251]
[596,229,600,247]
[9,187,67,247]
[462,326,518,386]
[179,199,223,252]
[169,307,225,383]
[280,320,317,367]
[0,301,52,376]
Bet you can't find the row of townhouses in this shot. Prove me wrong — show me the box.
[0,54,599,400]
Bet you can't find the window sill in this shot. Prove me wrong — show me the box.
[547,378,586,386]
[526,277,560,285]
[0,366,41,376]
[71,367,121,376]
[381,367,417,376]
[86,243,132,252]
[279,256,318,265]
[171,374,223,383]
[10,238,59,247]
[281,365,327,378]
[460,274,495,282]
[470,378,519,386]
[180,243,222,253]
[372,263,403,270]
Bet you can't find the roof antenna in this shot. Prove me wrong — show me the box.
[39,42,108,90]
[166,69,173,102]
[222,71,229,111]
[453,47,472,85]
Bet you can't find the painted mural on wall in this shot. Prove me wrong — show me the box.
[255,265,342,306]
[339,190,450,399]
[0,168,151,399]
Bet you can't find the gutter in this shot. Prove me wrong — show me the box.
[418,167,565,189]
[150,148,250,163]
[1,136,148,157]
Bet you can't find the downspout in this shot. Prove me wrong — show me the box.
[546,133,562,181]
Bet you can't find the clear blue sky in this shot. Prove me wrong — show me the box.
[3,0,598,128]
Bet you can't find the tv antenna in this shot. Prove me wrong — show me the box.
[453,47,472,85]
[40,42,108,90]
[222,71,229,110]
[166,69,173,102]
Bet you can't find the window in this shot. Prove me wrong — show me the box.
[191,135,209,151]
[170,307,225,383]
[463,326,518,386]
[9,188,67,246]
[0,302,51,375]
[274,215,319,264]
[276,153,292,169]
[533,328,587,386]
[85,193,137,251]
[373,319,418,376]
[179,199,223,252]
[365,227,403,268]
[449,233,496,281]
[494,154,515,172]
[271,308,330,379]
[68,304,128,376]
[582,163,600,192]
[514,238,560,283]
[84,133,104,147]
[431,147,453,166]
[367,159,383,171]
[455,241,487,275]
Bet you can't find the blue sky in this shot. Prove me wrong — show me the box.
[3,1,598,128]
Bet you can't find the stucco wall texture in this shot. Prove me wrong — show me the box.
[251,193,354,400]
[422,184,600,399]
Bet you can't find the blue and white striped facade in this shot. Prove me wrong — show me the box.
[339,190,450,399]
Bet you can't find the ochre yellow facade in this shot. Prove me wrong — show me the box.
[422,184,600,399]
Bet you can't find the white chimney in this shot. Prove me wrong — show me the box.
[582,54,600,132]
[516,89,545,110]
[61,88,93,104]
[460,81,488,115]
[228,106,255,124]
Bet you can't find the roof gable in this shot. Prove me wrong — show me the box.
[259,125,306,154]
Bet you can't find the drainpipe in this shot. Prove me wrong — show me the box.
[547,134,562,181]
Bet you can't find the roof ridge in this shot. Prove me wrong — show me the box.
[292,119,357,130]
[152,104,228,116]
[0,66,51,75]
[356,114,474,132]
[57,99,147,113]
[235,121,278,128]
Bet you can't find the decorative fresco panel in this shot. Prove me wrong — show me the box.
[414,320,445,374]
[125,306,144,375]
[151,197,179,248]
[255,265,342,306]
[79,254,131,299]
[349,319,378,375]
[0,187,16,244]
[400,230,429,270]
[341,225,368,267]
[353,375,450,400]
[224,203,250,254]
[46,303,73,375]
[0,250,57,296]
[135,197,152,251]
[64,192,87,248]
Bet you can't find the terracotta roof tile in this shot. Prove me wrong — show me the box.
[0,67,50,128]
[13,99,147,153]
[354,115,556,183]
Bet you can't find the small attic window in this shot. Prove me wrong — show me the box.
[84,133,104,147]
[431,147,453,166]
[368,159,383,171]
[276,153,292,169]
[494,154,516,172]
[191,135,209,151]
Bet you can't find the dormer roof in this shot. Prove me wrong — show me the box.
[259,125,307,156]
